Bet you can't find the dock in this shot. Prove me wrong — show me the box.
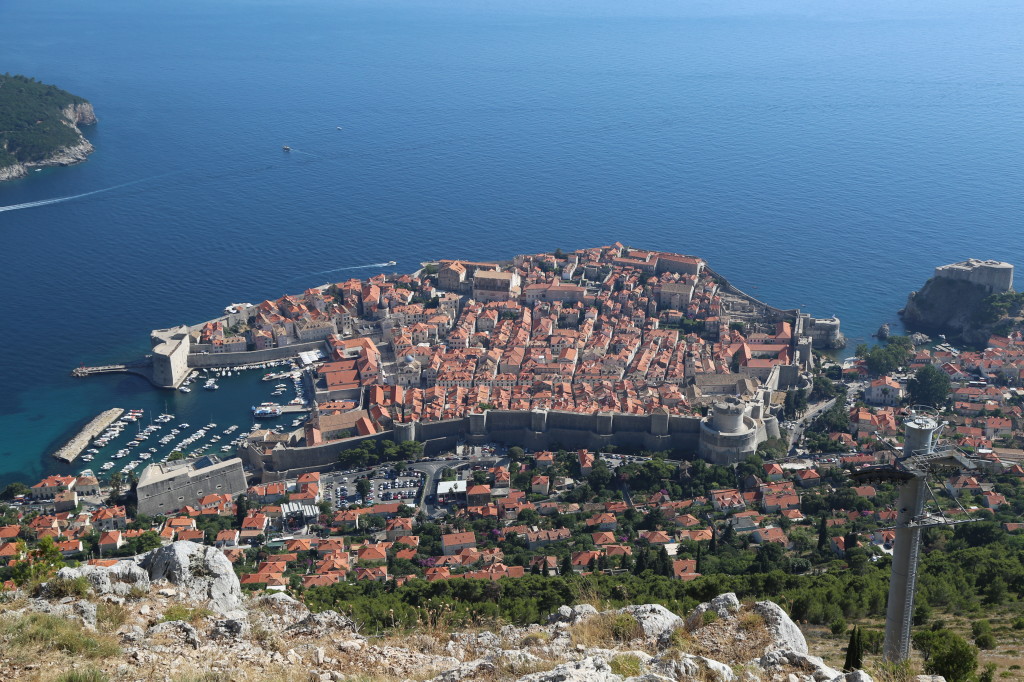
[53,408,124,463]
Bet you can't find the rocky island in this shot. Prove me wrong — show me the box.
[0,74,96,182]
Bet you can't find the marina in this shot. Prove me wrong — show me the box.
[54,357,311,481]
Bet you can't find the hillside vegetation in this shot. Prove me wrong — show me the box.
[0,74,92,167]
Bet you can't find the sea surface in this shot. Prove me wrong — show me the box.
[1,0,1022,489]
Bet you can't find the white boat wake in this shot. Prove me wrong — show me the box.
[0,174,172,214]
[312,262,396,275]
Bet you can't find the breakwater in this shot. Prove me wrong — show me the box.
[52,408,124,463]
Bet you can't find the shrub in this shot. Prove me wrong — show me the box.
[56,669,110,682]
[975,632,996,650]
[568,612,643,648]
[830,616,847,636]
[666,626,693,653]
[161,604,212,625]
[701,610,718,627]
[45,575,90,599]
[610,654,643,677]
[520,631,551,647]
[610,613,643,641]
[96,601,129,629]
[1012,617,1024,631]
[738,611,764,632]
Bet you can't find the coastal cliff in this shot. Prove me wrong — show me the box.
[0,75,97,181]
[901,276,993,345]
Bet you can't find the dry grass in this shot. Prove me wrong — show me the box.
[520,631,552,647]
[161,604,213,625]
[250,623,286,653]
[0,612,120,667]
[568,612,643,649]
[687,609,771,665]
[96,601,129,629]
[53,669,110,682]
[609,653,644,677]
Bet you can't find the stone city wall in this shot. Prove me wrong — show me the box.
[186,340,326,368]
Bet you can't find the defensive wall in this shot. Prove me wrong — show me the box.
[249,408,723,481]
[185,340,326,369]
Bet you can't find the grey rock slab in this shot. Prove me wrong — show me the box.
[619,604,684,643]
[515,656,624,682]
[139,541,241,615]
[752,600,808,656]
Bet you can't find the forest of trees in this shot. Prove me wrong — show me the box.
[0,74,89,165]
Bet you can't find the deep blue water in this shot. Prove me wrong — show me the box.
[1,0,1023,488]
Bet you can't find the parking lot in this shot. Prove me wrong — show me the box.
[321,467,424,508]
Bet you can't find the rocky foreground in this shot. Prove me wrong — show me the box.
[0,541,901,682]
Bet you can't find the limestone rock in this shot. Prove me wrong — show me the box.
[515,656,623,682]
[24,597,97,629]
[619,604,684,643]
[840,672,874,682]
[147,621,202,649]
[653,652,734,682]
[53,560,150,597]
[685,592,741,630]
[624,675,675,682]
[210,618,249,640]
[285,609,357,638]
[140,541,242,615]
[549,603,599,625]
[759,650,839,682]
[752,600,807,655]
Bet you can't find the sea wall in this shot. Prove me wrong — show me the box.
[53,408,125,463]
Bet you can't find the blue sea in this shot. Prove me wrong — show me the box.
[1,0,1023,489]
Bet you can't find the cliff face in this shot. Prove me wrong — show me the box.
[901,276,992,345]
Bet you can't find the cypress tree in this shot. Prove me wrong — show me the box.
[695,543,703,574]
[817,514,828,551]
[560,554,573,576]
[843,626,863,671]
[656,545,673,577]
[634,548,649,575]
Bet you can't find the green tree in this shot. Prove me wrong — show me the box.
[560,554,573,576]
[907,365,951,407]
[356,479,372,499]
[235,493,250,528]
[925,631,977,682]
[817,514,828,551]
[0,482,30,500]
[843,626,863,672]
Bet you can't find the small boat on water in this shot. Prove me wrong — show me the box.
[386,260,397,266]
[282,145,291,151]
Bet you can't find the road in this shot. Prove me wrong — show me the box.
[786,398,837,454]
[409,452,510,518]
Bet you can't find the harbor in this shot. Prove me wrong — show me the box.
[50,357,313,482]
[52,408,125,463]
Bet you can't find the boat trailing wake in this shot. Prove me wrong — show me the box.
[0,174,174,214]
[312,262,396,275]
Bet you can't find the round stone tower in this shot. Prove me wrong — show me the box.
[712,397,745,434]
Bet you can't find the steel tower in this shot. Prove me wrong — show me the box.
[852,407,979,662]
